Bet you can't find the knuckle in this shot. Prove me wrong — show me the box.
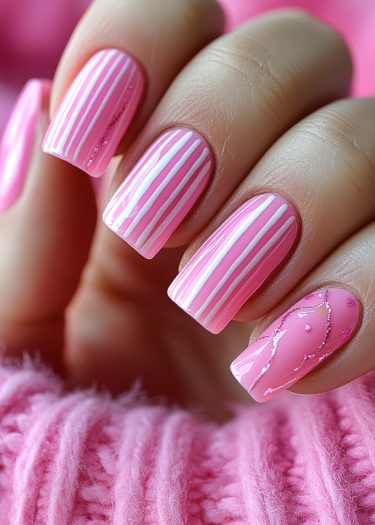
[298,101,375,190]
[203,37,297,123]
[163,0,223,29]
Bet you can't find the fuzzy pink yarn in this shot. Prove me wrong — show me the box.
[0,358,375,524]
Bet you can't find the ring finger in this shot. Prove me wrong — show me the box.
[169,97,375,333]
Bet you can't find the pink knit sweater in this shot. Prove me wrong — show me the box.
[1,359,375,524]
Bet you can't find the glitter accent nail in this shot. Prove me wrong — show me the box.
[230,287,361,402]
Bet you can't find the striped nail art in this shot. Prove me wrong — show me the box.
[168,194,298,333]
[103,128,213,258]
[43,49,144,177]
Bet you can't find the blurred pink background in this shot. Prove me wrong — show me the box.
[1,0,374,134]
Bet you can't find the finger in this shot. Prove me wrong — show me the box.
[42,0,224,177]
[103,9,351,259]
[168,96,375,333]
[0,80,96,364]
[230,220,375,402]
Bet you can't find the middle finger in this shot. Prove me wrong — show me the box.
[103,9,351,257]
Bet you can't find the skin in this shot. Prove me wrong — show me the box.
[1,0,375,420]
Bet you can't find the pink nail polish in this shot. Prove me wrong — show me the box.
[230,287,361,402]
[0,79,51,212]
[103,128,213,258]
[168,193,298,333]
[43,49,144,178]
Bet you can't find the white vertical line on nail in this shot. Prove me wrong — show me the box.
[204,215,296,326]
[111,131,193,231]
[104,130,181,224]
[102,132,173,223]
[69,57,131,161]
[52,50,116,155]
[80,59,137,170]
[176,195,276,308]
[45,52,104,150]
[123,138,202,238]
[103,61,139,135]
[195,203,288,319]
[144,162,211,257]
[64,53,125,158]
[137,150,210,251]
[168,195,265,302]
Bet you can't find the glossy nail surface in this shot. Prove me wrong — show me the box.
[168,193,298,333]
[0,79,51,212]
[103,128,213,258]
[43,49,144,177]
[231,287,361,402]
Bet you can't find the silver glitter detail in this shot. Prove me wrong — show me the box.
[86,82,136,170]
[248,288,333,394]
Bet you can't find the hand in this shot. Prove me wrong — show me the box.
[1,1,374,418]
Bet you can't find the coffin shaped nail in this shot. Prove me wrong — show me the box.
[230,287,361,402]
[103,128,213,258]
[43,49,144,177]
[0,79,51,212]
[168,193,298,333]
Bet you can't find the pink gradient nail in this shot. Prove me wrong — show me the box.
[168,193,298,333]
[0,79,51,212]
[43,49,144,178]
[103,128,213,258]
[230,287,361,402]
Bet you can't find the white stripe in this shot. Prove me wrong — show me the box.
[193,204,288,319]
[111,131,193,231]
[138,151,210,251]
[124,139,202,238]
[70,57,130,161]
[204,216,295,325]
[103,131,172,222]
[53,50,116,155]
[99,61,138,144]
[45,52,103,150]
[104,130,181,223]
[65,53,125,158]
[168,195,265,301]
[79,61,136,168]
[144,162,211,255]
[176,195,276,307]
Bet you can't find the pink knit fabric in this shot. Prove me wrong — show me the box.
[1,358,375,524]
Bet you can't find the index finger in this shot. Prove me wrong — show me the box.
[43,0,224,177]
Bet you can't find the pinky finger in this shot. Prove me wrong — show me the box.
[230,222,375,402]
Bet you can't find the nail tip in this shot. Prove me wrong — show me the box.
[103,216,157,259]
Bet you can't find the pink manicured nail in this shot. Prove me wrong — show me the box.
[103,128,213,258]
[231,287,361,402]
[43,49,144,177]
[0,79,51,212]
[168,193,298,333]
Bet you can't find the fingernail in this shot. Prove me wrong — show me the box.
[43,49,144,178]
[231,287,361,402]
[168,193,298,333]
[103,128,213,258]
[0,79,51,212]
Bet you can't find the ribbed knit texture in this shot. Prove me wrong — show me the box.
[1,359,375,524]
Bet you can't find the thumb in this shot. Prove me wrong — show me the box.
[0,79,96,368]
